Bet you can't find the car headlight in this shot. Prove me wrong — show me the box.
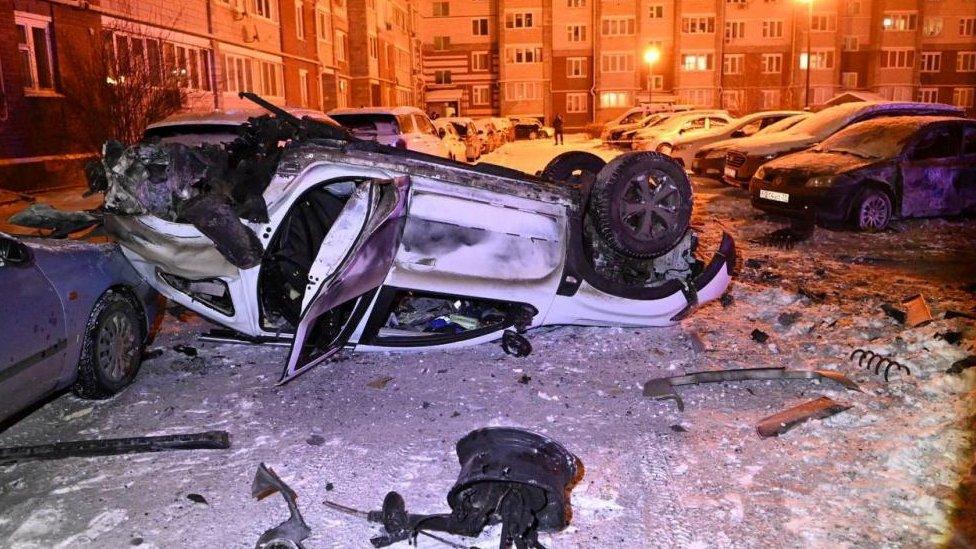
[753,166,766,180]
[806,175,834,187]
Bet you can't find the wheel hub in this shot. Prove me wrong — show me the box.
[97,312,136,382]
[860,195,889,229]
[619,171,681,242]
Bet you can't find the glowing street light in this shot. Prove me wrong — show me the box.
[644,46,661,104]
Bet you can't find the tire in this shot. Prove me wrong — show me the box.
[73,290,145,399]
[590,151,693,259]
[541,151,606,187]
[852,187,892,232]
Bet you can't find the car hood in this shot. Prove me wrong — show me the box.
[729,132,818,156]
[760,150,882,179]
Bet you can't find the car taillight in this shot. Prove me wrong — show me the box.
[395,138,407,149]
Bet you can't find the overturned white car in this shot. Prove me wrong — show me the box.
[91,94,735,383]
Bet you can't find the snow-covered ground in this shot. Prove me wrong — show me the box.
[1,136,974,548]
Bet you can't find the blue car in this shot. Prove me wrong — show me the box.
[0,233,161,426]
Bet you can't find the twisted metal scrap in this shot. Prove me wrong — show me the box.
[850,349,910,382]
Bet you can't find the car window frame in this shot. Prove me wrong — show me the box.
[904,123,962,163]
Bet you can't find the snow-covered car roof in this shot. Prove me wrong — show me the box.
[328,106,427,117]
[146,108,339,130]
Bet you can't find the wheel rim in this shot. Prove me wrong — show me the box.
[859,195,889,230]
[96,311,137,382]
[618,170,682,242]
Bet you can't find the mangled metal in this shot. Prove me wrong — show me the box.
[756,396,851,438]
[643,367,861,411]
[0,431,230,465]
[8,203,100,236]
[252,463,312,549]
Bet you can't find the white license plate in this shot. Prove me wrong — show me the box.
[759,189,790,203]
[724,166,737,179]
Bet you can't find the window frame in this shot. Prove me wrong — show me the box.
[15,11,56,94]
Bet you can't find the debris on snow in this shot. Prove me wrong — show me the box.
[756,396,852,438]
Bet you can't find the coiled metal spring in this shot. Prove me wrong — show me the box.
[850,349,911,382]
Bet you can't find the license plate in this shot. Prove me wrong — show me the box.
[724,166,737,179]
[759,189,790,203]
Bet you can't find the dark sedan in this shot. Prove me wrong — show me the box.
[0,233,161,425]
[750,116,976,231]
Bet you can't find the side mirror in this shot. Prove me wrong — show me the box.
[0,236,31,267]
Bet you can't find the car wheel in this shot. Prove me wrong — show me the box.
[853,188,892,232]
[529,131,538,140]
[541,151,606,187]
[590,152,693,259]
[73,290,144,399]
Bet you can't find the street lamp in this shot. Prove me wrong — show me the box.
[797,0,813,108]
[643,46,661,106]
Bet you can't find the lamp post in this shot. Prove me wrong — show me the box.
[643,46,661,106]
[798,0,813,108]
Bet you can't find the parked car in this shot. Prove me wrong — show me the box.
[432,119,469,162]
[512,117,554,140]
[96,96,735,385]
[750,116,976,231]
[144,108,341,146]
[0,234,160,425]
[603,113,667,146]
[491,117,517,142]
[328,106,449,157]
[691,113,810,179]
[437,117,483,162]
[601,105,695,141]
[661,110,803,168]
[632,112,733,151]
[473,118,504,152]
[722,101,963,187]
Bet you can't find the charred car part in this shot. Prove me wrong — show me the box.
[0,431,230,465]
[643,367,861,411]
[849,349,911,382]
[327,428,581,549]
[252,463,312,549]
[8,203,101,237]
[102,93,735,383]
[756,396,851,438]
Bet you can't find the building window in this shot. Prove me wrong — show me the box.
[258,60,283,96]
[472,51,490,71]
[433,36,450,50]
[15,12,55,93]
[879,48,914,69]
[761,89,780,109]
[472,85,490,105]
[223,54,254,93]
[506,46,543,64]
[568,0,585,7]
[920,52,941,72]
[505,81,542,100]
[812,86,833,105]
[923,17,943,37]
[335,30,348,61]
[958,52,976,72]
[567,25,587,42]
[721,90,744,111]
[961,18,976,37]
[434,70,452,84]
[800,49,835,70]
[369,35,378,59]
[762,21,784,38]
[682,16,715,34]
[681,53,714,71]
[953,87,974,108]
[602,18,636,36]
[254,0,277,21]
[841,71,858,88]
[649,5,664,19]
[157,41,212,91]
[566,92,587,113]
[810,15,836,32]
[842,36,859,52]
[337,78,348,107]
[650,75,663,90]
[295,1,305,39]
[602,52,634,72]
[298,68,309,106]
[761,53,782,73]
[472,18,489,36]
[432,2,449,16]
[505,12,535,29]
[723,54,743,74]
[679,88,713,107]
[883,12,918,31]
[725,21,745,41]
[919,88,939,103]
[847,0,861,16]
[567,57,587,77]
[316,9,330,41]
[599,91,631,108]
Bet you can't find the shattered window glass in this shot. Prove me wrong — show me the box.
[377,291,515,340]
[909,126,958,161]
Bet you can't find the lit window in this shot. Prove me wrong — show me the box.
[681,53,714,72]
[599,91,631,108]
[883,12,917,31]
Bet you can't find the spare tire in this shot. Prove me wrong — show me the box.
[540,151,606,188]
[589,152,692,259]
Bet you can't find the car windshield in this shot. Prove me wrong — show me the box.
[756,115,806,135]
[143,124,241,145]
[816,120,922,159]
[329,113,400,138]
[619,111,644,124]
[785,104,865,138]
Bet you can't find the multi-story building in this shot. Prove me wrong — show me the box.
[0,0,424,191]
[421,0,976,127]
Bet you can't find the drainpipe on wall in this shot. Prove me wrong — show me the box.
[206,0,220,110]
[589,0,598,123]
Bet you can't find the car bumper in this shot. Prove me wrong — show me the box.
[691,155,725,178]
[749,179,852,223]
[722,155,768,187]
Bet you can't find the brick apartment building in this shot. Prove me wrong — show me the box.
[420,0,976,128]
[0,0,424,191]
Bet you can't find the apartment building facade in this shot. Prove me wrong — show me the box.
[421,0,976,127]
[1,0,423,191]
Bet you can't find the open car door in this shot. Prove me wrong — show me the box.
[280,176,409,384]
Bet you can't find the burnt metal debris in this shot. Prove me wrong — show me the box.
[0,431,230,465]
[756,396,851,438]
[643,367,861,411]
[502,330,533,357]
[7,203,100,237]
[946,356,976,375]
[252,463,312,549]
[325,428,581,549]
[849,349,911,382]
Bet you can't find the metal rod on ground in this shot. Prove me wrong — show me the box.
[0,431,231,465]
[323,500,478,549]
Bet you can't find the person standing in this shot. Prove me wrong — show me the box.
[553,113,564,145]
